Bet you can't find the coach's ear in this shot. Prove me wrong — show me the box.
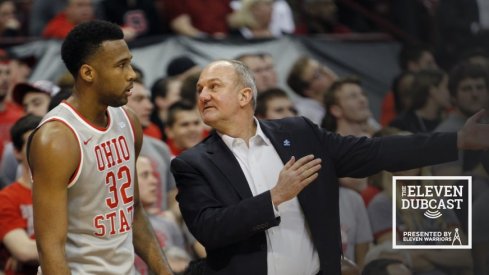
[79,64,94,83]
[239,87,253,107]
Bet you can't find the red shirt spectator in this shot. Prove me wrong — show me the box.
[42,0,94,39]
[0,102,23,158]
[0,182,36,275]
[143,122,163,140]
[165,0,232,36]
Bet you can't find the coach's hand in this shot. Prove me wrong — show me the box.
[271,154,322,207]
[458,109,489,150]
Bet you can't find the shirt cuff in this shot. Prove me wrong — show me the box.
[271,199,280,218]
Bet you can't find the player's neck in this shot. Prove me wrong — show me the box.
[66,95,110,128]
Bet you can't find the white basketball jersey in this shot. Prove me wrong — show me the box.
[39,102,136,275]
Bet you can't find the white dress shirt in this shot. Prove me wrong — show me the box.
[220,119,320,275]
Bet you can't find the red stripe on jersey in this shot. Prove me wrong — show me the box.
[62,101,112,132]
[121,107,136,143]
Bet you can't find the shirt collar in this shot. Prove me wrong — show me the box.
[219,117,271,148]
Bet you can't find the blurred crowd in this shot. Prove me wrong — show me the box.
[1,0,489,275]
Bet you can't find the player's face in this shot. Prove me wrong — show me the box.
[89,40,136,107]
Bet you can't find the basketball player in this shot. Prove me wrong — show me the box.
[27,20,173,274]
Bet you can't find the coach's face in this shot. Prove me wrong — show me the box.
[196,61,243,129]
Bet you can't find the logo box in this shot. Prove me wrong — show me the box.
[392,176,472,249]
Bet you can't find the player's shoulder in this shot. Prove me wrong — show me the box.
[29,119,80,160]
[35,119,77,142]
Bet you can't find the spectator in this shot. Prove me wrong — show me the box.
[399,44,438,73]
[165,101,205,157]
[134,156,190,274]
[390,69,450,133]
[126,81,176,212]
[230,0,294,37]
[0,0,21,37]
[228,0,275,39]
[150,76,182,140]
[0,80,60,186]
[339,186,372,269]
[387,72,416,121]
[42,0,95,39]
[255,88,297,119]
[236,53,278,93]
[318,77,375,265]
[322,77,376,137]
[12,80,60,116]
[0,55,23,167]
[28,0,66,36]
[130,78,163,140]
[98,0,168,41]
[0,114,42,275]
[287,56,338,125]
[7,54,37,100]
[165,0,232,38]
[432,63,489,176]
[381,44,438,126]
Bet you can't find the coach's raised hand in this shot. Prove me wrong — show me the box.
[457,109,489,150]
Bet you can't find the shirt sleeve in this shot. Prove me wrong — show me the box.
[0,194,24,241]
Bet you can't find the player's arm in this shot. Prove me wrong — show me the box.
[125,108,173,275]
[3,229,38,262]
[28,121,79,275]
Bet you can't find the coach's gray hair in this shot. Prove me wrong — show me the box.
[226,59,258,110]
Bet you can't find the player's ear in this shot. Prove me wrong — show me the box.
[79,64,95,83]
